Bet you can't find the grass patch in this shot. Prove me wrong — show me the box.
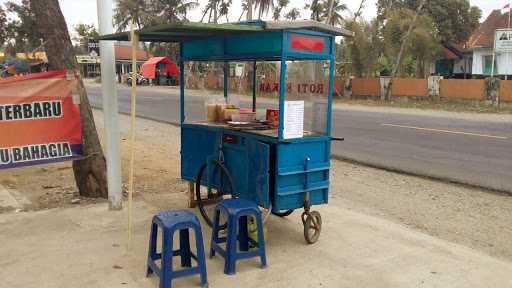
[334,97,512,114]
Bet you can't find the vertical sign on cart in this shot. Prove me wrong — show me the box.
[0,71,83,169]
[283,100,304,139]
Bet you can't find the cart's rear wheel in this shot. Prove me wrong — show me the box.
[272,209,294,217]
[304,211,322,244]
[195,161,236,228]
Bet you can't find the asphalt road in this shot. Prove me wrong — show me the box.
[86,84,512,193]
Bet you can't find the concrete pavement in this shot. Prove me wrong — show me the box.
[1,198,512,288]
[86,84,512,193]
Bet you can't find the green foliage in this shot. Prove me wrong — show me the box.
[114,0,199,32]
[382,8,440,77]
[339,19,382,77]
[3,0,43,55]
[377,0,482,43]
[272,0,289,20]
[322,0,347,26]
[0,6,7,47]
[284,8,301,20]
[254,0,275,19]
[73,24,99,54]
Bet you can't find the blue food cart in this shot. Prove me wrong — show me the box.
[102,21,352,243]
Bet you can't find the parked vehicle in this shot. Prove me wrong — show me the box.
[125,72,149,86]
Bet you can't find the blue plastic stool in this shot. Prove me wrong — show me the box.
[210,199,267,275]
[147,209,208,288]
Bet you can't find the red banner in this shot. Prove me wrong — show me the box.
[290,34,325,53]
[0,70,83,169]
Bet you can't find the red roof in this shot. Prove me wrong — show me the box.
[442,46,459,60]
[114,44,152,61]
[467,10,511,49]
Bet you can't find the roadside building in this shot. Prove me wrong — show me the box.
[434,43,469,78]
[466,10,512,78]
[76,43,152,78]
[434,10,511,79]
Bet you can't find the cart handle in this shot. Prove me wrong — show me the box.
[331,137,345,142]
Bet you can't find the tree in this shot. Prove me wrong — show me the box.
[272,0,289,20]
[4,0,43,54]
[340,19,382,77]
[383,8,438,77]
[201,0,220,23]
[284,7,301,20]
[154,0,199,23]
[305,0,324,21]
[254,0,274,19]
[72,24,99,55]
[322,0,347,26]
[0,6,7,47]
[31,0,108,198]
[377,0,481,44]
[384,0,426,100]
[114,0,149,31]
[218,0,232,22]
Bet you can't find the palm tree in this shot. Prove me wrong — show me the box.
[201,0,231,23]
[201,0,219,23]
[154,0,199,23]
[284,7,301,20]
[322,0,347,26]
[219,0,232,22]
[254,0,274,19]
[272,0,289,20]
[114,0,149,31]
[305,0,323,22]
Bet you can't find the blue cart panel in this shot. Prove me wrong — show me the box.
[181,124,330,212]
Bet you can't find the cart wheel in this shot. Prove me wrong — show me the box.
[195,161,236,228]
[272,209,294,217]
[303,211,322,244]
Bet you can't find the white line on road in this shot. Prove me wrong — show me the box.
[381,124,509,140]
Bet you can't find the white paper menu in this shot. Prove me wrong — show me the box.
[283,100,304,139]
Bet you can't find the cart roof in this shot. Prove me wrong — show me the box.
[100,20,353,43]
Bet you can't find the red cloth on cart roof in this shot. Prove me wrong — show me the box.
[140,57,179,79]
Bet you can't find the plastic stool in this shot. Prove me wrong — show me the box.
[147,209,208,288]
[210,199,267,275]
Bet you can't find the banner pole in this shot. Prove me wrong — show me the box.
[127,20,138,246]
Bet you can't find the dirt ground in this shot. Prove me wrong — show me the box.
[1,109,512,264]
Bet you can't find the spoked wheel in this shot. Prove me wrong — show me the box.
[195,161,236,228]
[272,209,294,217]
[302,211,322,244]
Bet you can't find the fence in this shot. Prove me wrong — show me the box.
[185,74,512,103]
[440,79,486,100]
[348,77,512,103]
[352,78,380,97]
[500,80,512,102]
[392,79,428,97]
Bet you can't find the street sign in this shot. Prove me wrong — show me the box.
[76,55,100,64]
[495,29,512,52]
[87,39,100,56]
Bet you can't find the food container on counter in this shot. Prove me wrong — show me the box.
[266,109,279,128]
[207,104,218,122]
[223,108,239,122]
[239,111,256,122]
[256,108,267,121]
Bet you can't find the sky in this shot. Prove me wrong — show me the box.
[0,0,509,36]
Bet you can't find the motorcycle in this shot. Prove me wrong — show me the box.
[126,72,149,86]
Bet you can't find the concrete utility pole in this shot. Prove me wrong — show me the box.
[97,0,123,210]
